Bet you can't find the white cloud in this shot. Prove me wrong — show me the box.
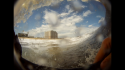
[81,0,89,2]
[95,0,100,2]
[43,10,61,28]
[97,16,106,26]
[59,5,73,17]
[65,5,70,10]
[78,26,98,37]
[27,4,98,38]
[86,21,88,23]
[28,24,98,38]
[50,0,60,7]
[61,14,83,24]
[71,0,87,11]
[83,10,92,17]
[98,17,106,26]
[81,0,100,2]
[82,5,87,8]
[98,17,104,23]
[96,15,101,18]
[59,12,69,17]
[88,25,92,27]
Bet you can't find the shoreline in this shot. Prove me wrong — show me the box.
[18,37,63,40]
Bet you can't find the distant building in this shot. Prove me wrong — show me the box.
[36,37,42,38]
[44,30,58,39]
[28,36,34,38]
[18,33,28,37]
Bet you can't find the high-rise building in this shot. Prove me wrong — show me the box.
[44,30,58,39]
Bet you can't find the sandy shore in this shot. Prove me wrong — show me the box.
[18,37,63,40]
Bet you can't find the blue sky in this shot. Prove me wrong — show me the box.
[14,0,106,38]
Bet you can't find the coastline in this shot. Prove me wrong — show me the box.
[18,37,63,40]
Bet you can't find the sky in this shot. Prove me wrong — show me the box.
[14,0,106,38]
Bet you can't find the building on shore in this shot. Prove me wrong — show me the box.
[36,37,42,38]
[28,36,34,38]
[44,30,58,39]
[18,33,28,37]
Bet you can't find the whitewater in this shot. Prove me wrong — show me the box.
[19,33,101,68]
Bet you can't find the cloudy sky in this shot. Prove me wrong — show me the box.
[14,0,106,38]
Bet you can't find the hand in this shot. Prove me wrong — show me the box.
[93,37,111,70]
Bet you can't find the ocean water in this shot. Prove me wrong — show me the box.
[20,33,101,68]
